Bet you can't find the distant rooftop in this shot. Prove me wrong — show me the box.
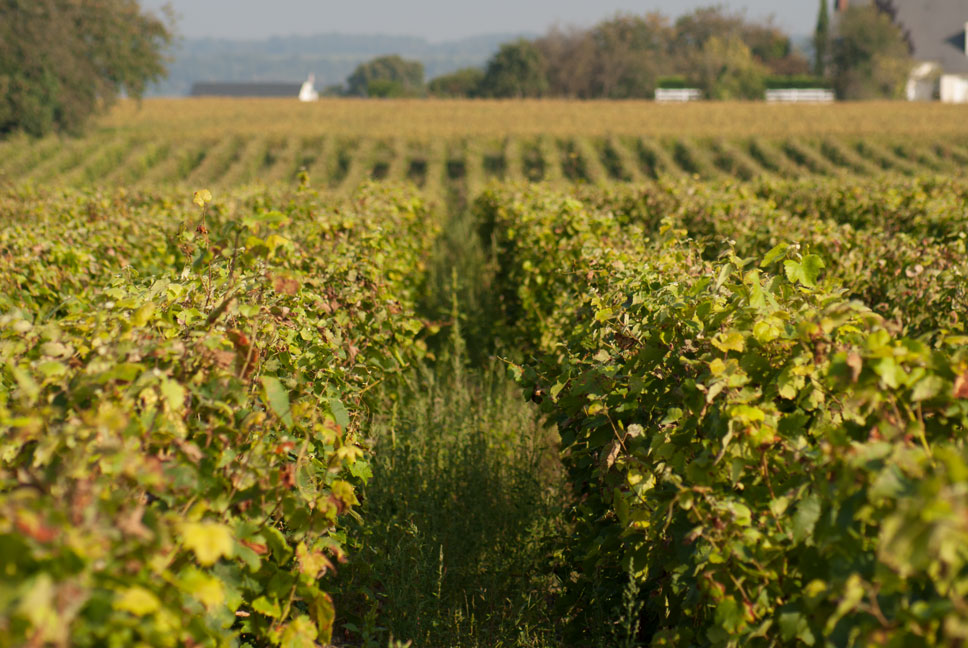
[890,0,968,74]
[189,82,304,98]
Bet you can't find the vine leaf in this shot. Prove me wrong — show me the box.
[261,376,293,429]
[180,521,234,566]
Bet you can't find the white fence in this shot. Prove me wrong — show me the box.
[765,88,835,103]
[655,88,702,102]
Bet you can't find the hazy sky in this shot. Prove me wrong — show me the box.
[141,1,817,41]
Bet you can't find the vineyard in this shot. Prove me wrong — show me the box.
[3,130,968,194]
[2,99,968,647]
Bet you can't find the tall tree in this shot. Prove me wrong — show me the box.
[814,0,830,77]
[478,40,548,99]
[0,0,172,137]
[831,4,912,99]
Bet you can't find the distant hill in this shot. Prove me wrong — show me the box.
[149,33,528,97]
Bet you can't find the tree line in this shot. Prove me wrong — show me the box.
[0,0,915,138]
[341,3,912,101]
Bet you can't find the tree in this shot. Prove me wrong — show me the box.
[346,55,424,98]
[587,14,674,98]
[535,26,598,98]
[831,4,912,99]
[814,0,830,77]
[673,7,808,76]
[427,68,484,98]
[691,35,767,100]
[0,0,172,137]
[536,15,672,99]
[478,40,548,98]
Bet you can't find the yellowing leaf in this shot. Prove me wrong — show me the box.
[331,480,358,507]
[712,331,746,353]
[193,189,212,207]
[160,379,186,412]
[178,567,224,610]
[180,521,233,566]
[709,358,727,376]
[309,592,336,644]
[752,319,781,344]
[729,405,765,425]
[280,615,318,648]
[132,302,155,328]
[115,587,161,616]
[336,444,364,463]
[297,542,334,580]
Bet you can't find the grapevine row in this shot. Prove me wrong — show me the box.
[475,184,968,645]
[2,133,966,192]
[0,184,437,646]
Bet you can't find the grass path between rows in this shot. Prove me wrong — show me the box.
[329,196,582,647]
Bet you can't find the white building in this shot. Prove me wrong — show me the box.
[887,1,968,103]
[299,74,319,102]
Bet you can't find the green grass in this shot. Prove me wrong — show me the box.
[333,333,567,648]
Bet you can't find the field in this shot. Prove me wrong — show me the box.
[3,100,968,194]
[2,99,968,647]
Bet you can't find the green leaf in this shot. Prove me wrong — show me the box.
[715,263,733,291]
[784,255,825,287]
[178,567,225,610]
[262,376,293,429]
[328,397,350,429]
[911,375,944,401]
[801,255,825,286]
[825,574,865,634]
[252,596,282,618]
[263,526,293,564]
[37,361,67,378]
[874,357,902,389]
[793,495,821,544]
[714,597,746,635]
[760,243,789,267]
[727,501,752,526]
[779,611,815,645]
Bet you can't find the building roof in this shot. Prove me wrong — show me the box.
[890,0,968,74]
[189,82,303,98]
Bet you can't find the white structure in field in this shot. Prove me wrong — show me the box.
[655,88,702,102]
[299,74,319,102]
[862,1,968,103]
[766,89,835,103]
